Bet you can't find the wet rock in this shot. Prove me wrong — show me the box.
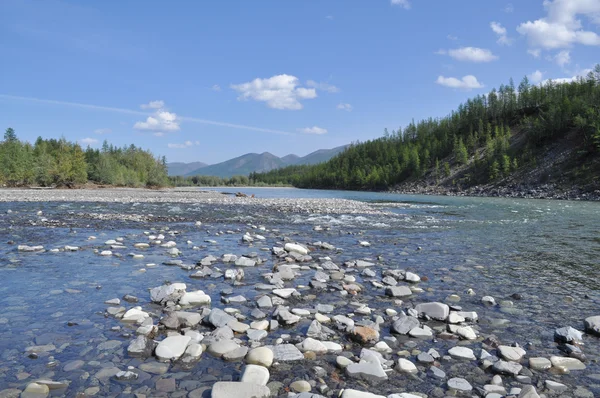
[222,346,248,361]
[385,286,412,298]
[150,283,186,304]
[391,314,419,335]
[554,326,584,344]
[266,344,304,361]
[115,370,138,381]
[518,385,540,398]
[545,380,568,392]
[498,345,526,362]
[208,340,240,357]
[272,288,298,299]
[241,364,270,386]
[127,335,155,358]
[285,243,308,255]
[156,378,176,392]
[584,315,600,335]
[160,312,180,329]
[414,302,449,321]
[529,357,551,370]
[122,307,149,323]
[397,358,417,374]
[176,311,202,327]
[235,256,256,267]
[492,360,522,375]
[290,380,311,393]
[247,329,268,341]
[21,382,49,398]
[448,346,475,360]
[207,308,236,328]
[139,362,169,375]
[179,291,211,306]
[246,347,274,367]
[428,366,446,379]
[352,326,379,344]
[211,382,271,398]
[346,361,387,381]
[447,377,472,393]
[155,335,191,361]
[550,356,586,370]
[298,338,328,354]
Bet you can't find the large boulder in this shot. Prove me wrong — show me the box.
[127,335,155,358]
[150,283,186,304]
[211,382,271,398]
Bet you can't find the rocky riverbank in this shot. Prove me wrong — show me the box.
[1,195,599,398]
[390,182,600,201]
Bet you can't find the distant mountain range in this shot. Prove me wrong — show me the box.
[167,145,347,178]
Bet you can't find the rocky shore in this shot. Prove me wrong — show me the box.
[0,193,598,398]
[391,183,600,201]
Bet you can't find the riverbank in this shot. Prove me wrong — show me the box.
[390,182,600,201]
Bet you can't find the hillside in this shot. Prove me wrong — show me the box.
[167,161,207,176]
[251,67,600,199]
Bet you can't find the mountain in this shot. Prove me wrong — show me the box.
[185,152,286,178]
[289,145,347,166]
[280,154,300,164]
[168,162,208,176]
[171,145,348,178]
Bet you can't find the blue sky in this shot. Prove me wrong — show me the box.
[1,0,599,164]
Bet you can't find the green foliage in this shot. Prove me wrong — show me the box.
[0,131,168,188]
[250,64,600,190]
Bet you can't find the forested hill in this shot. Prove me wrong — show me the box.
[252,66,600,197]
[0,131,169,188]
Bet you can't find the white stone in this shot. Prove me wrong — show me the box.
[155,335,191,361]
[179,290,211,306]
[284,243,308,255]
[397,358,418,373]
[448,346,476,360]
[240,364,270,386]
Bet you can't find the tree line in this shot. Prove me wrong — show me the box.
[0,130,169,188]
[169,174,290,187]
[252,65,600,190]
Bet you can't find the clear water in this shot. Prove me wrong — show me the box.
[0,189,599,396]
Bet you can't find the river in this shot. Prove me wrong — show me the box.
[0,188,598,397]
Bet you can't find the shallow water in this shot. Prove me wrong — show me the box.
[0,190,599,396]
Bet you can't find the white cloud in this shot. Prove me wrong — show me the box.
[436,75,484,90]
[517,0,600,50]
[337,103,353,112]
[541,68,593,84]
[134,101,180,132]
[528,70,544,83]
[298,126,328,135]
[168,140,199,149]
[0,94,295,136]
[528,49,542,58]
[79,137,99,145]
[306,80,339,93]
[391,0,410,9]
[554,50,571,66]
[231,74,317,110]
[447,34,458,41]
[446,47,498,62]
[94,128,111,135]
[505,3,514,13]
[140,100,164,110]
[212,84,221,91]
[490,22,513,45]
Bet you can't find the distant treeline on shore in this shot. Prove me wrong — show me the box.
[0,129,169,188]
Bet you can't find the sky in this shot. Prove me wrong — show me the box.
[1,0,599,164]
